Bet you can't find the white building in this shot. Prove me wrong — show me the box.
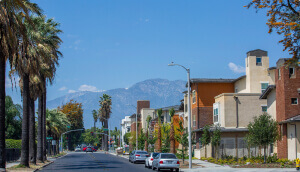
[121,116,131,147]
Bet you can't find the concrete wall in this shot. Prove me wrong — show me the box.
[245,55,274,93]
[234,76,247,93]
[214,93,266,128]
[267,89,276,120]
[140,108,155,130]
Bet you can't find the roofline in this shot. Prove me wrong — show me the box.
[215,93,262,99]
[193,127,248,133]
[259,85,276,99]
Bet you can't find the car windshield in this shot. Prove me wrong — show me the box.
[152,153,159,157]
[136,151,148,154]
[161,154,177,159]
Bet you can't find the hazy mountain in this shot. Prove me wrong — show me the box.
[47,78,186,129]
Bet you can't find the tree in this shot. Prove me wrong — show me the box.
[175,120,188,164]
[169,108,176,154]
[161,123,170,153]
[246,113,279,163]
[145,115,152,152]
[211,125,221,159]
[5,96,22,140]
[138,128,146,150]
[59,100,84,151]
[98,94,112,151]
[123,132,131,146]
[157,109,163,153]
[130,131,137,150]
[92,110,98,133]
[246,0,300,64]
[201,125,211,158]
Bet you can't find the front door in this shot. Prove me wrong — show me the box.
[288,124,296,160]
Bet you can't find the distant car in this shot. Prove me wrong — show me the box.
[129,150,149,164]
[75,146,81,152]
[83,146,87,151]
[145,152,159,168]
[152,153,179,172]
[86,147,93,153]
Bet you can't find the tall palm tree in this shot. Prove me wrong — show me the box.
[145,115,152,152]
[92,110,98,133]
[157,109,162,153]
[0,0,41,168]
[98,94,112,151]
[169,108,175,154]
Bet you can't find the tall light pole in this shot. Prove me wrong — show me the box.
[168,62,192,169]
[126,104,138,150]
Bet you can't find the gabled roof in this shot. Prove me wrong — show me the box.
[247,49,268,57]
[260,85,276,99]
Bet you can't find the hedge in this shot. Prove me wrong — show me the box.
[5,139,22,149]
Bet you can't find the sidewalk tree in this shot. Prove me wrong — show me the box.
[201,125,211,158]
[246,113,279,163]
[161,123,170,153]
[145,115,152,152]
[92,110,98,133]
[175,120,188,164]
[211,125,221,159]
[5,96,22,140]
[98,94,112,151]
[246,0,300,64]
[124,132,131,146]
[169,108,175,154]
[157,109,162,152]
[138,128,146,150]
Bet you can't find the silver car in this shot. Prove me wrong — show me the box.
[129,150,149,163]
[152,153,180,172]
[145,152,159,168]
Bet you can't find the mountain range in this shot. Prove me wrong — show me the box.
[47,78,186,129]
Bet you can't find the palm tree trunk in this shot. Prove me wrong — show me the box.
[145,129,148,152]
[20,73,30,167]
[43,87,47,161]
[104,121,108,151]
[157,124,161,153]
[29,97,36,164]
[37,94,44,162]
[0,55,6,169]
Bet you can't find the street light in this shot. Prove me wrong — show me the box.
[60,128,85,152]
[126,104,138,150]
[168,62,192,169]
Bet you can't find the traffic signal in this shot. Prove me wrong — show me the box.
[91,132,94,136]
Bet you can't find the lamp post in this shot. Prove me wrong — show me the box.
[168,62,192,169]
[126,104,138,150]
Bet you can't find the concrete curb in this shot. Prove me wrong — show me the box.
[33,153,68,172]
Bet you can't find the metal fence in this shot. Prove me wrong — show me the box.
[5,148,20,162]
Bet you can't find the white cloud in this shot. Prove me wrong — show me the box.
[59,86,67,91]
[228,62,245,73]
[145,19,149,22]
[68,90,77,93]
[78,84,98,92]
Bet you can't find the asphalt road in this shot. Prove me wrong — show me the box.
[38,152,155,172]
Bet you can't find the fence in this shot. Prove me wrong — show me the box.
[5,148,20,162]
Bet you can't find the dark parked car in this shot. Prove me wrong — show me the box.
[86,147,93,153]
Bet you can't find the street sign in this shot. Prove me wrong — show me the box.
[46,137,53,140]
[52,140,56,145]
[67,126,71,128]
[103,128,109,131]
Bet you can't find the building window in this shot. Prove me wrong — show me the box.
[213,103,220,123]
[192,90,196,104]
[262,106,267,113]
[270,143,274,154]
[261,83,269,93]
[193,115,196,127]
[184,104,187,112]
[278,69,281,79]
[256,57,262,66]
[235,87,238,93]
[291,98,298,105]
[289,67,295,78]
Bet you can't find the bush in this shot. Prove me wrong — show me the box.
[267,153,278,163]
[5,139,22,149]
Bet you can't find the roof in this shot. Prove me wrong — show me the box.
[279,114,300,124]
[247,49,268,57]
[233,75,246,82]
[190,78,235,83]
[268,67,277,70]
[193,127,248,133]
[156,105,181,111]
[260,85,276,99]
[276,58,290,67]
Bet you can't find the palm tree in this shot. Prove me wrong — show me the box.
[169,108,175,154]
[157,109,162,153]
[98,94,112,151]
[92,110,98,133]
[145,115,152,152]
[0,0,41,168]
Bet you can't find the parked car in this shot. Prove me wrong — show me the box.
[83,146,87,151]
[145,152,159,168]
[86,147,93,153]
[75,146,81,152]
[129,150,149,163]
[152,153,179,172]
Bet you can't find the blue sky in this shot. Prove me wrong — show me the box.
[6,0,290,104]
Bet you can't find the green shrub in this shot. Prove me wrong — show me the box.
[5,139,22,149]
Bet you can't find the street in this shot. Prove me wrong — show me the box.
[39,152,154,172]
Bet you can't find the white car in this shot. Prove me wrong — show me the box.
[75,146,81,152]
[152,153,180,172]
[145,152,159,168]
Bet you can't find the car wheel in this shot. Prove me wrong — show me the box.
[175,169,179,172]
[157,168,160,171]
[152,165,155,170]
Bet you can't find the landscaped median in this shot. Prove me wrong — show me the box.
[200,154,297,169]
[6,152,67,172]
